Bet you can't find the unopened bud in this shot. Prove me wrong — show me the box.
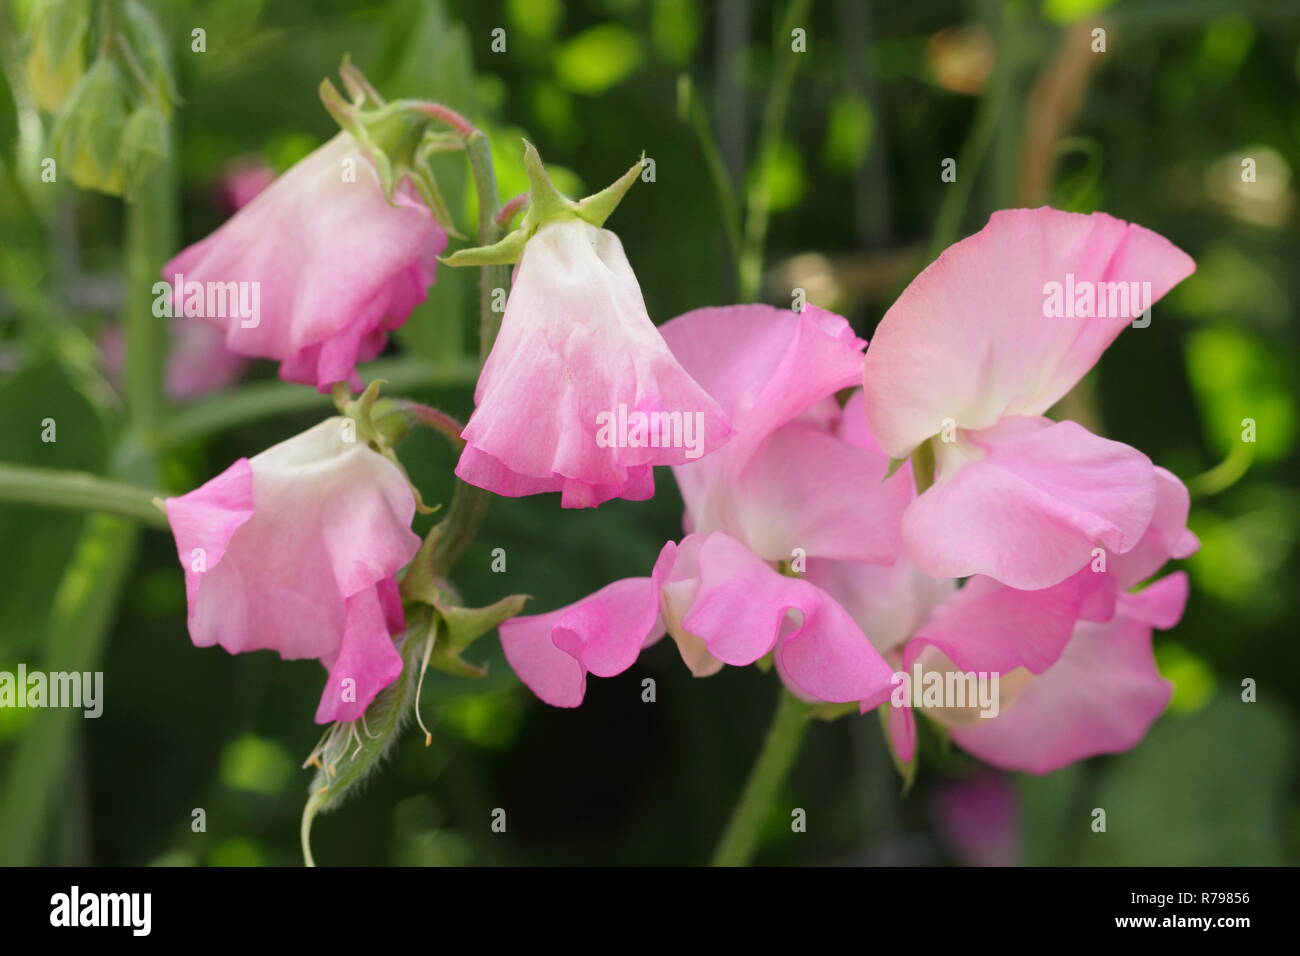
[25,0,90,113]
[51,57,131,196]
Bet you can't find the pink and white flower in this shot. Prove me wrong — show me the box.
[455,218,733,508]
[499,304,910,706]
[164,133,446,392]
[165,418,421,723]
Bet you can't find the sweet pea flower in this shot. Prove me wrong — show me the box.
[163,132,446,391]
[499,304,911,707]
[807,462,1198,774]
[862,208,1195,589]
[165,417,421,723]
[454,215,732,508]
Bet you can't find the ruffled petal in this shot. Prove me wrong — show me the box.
[903,416,1156,589]
[499,575,666,707]
[458,219,731,506]
[948,612,1172,774]
[315,583,405,723]
[164,133,445,390]
[862,207,1195,457]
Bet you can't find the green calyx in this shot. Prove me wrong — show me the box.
[443,140,644,267]
[319,57,463,237]
[399,523,528,679]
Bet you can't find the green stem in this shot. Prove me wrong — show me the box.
[1188,442,1254,499]
[711,687,812,866]
[680,76,742,267]
[123,126,174,442]
[0,514,139,864]
[0,106,177,864]
[162,355,479,448]
[0,462,167,527]
[430,127,503,575]
[737,0,812,302]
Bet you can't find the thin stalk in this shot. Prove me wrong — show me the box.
[711,688,812,866]
[162,355,479,448]
[0,462,167,527]
[738,0,813,302]
[0,515,139,864]
[430,127,503,575]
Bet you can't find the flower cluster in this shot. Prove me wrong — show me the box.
[161,66,1196,783]
[499,208,1197,775]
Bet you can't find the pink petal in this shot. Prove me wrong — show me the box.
[315,583,405,723]
[164,457,255,625]
[458,219,731,507]
[905,574,1084,676]
[165,133,445,391]
[949,613,1172,774]
[863,207,1195,458]
[499,575,665,708]
[728,420,911,564]
[805,554,954,656]
[676,533,894,703]
[904,416,1157,589]
[166,419,420,720]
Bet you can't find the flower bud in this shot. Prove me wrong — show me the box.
[24,0,90,113]
[51,57,131,196]
[120,101,169,201]
[119,0,178,117]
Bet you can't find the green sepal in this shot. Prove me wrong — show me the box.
[442,228,529,267]
[444,141,643,267]
[572,153,644,228]
[318,66,461,237]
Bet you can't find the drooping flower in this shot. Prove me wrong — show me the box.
[165,417,421,723]
[862,208,1195,589]
[163,132,446,391]
[499,304,910,706]
[453,146,731,507]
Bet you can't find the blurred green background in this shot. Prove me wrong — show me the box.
[0,0,1297,865]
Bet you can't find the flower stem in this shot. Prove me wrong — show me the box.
[711,687,812,866]
[0,462,167,528]
[737,0,812,302]
[429,126,504,575]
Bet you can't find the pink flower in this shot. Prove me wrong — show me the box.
[164,133,446,392]
[809,464,1199,774]
[216,156,276,215]
[455,218,733,508]
[935,770,1021,867]
[862,208,1195,589]
[164,418,421,723]
[101,318,249,402]
[499,304,910,706]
